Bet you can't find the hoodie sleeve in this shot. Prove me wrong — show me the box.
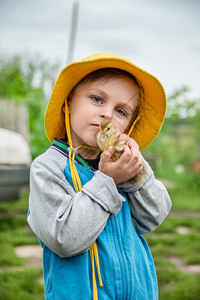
[117,158,172,235]
[27,148,124,258]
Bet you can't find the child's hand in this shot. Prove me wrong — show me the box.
[98,137,143,185]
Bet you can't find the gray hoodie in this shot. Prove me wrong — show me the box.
[28,140,171,258]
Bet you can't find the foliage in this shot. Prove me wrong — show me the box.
[142,86,200,191]
[0,54,59,159]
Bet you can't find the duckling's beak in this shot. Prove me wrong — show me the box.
[99,133,107,142]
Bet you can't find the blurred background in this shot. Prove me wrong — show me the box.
[0,0,200,299]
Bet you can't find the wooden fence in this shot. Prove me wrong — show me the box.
[0,99,29,143]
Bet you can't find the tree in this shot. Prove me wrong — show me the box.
[0,54,59,159]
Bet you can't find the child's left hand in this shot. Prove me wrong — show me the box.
[98,134,143,185]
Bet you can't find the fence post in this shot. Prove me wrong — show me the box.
[0,99,29,143]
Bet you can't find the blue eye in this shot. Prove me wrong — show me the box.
[91,96,103,103]
[116,108,127,116]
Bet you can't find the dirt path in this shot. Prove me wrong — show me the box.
[15,245,43,268]
[168,256,200,274]
[170,211,200,218]
[14,238,200,275]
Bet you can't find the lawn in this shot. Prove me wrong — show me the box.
[0,189,44,300]
[0,183,200,299]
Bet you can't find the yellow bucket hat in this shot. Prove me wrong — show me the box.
[45,52,166,150]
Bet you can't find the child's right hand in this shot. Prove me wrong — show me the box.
[98,138,143,185]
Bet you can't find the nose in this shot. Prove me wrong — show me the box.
[100,108,112,119]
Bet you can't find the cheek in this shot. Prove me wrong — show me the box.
[113,117,130,134]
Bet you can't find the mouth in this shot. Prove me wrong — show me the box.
[91,124,100,130]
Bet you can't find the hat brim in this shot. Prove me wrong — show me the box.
[45,53,166,149]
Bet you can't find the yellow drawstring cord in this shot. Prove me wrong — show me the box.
[127,114,141,137]
[64,99,141,299]
[65,101,103,300]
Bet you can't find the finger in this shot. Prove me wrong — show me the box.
[116,145,132,164]
[101,146,114,162]
[121,147,142,174]
[129,151,142,170]
[130,158,144,175]
[118,133,130,144]
[128,138,139,150]
[127,140,141,161]
[133,163,144,177]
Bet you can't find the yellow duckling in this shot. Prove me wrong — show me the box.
[97,119,146,183]
[96,119,126,161]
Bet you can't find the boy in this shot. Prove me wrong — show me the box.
[28,53,171,299]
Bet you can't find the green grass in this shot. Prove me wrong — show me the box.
[0,189,38,268]
[169,187,200,211]
[0,268,43,300]
[0,182,200,299]
[145,190,200,299]
[0,188,43,300]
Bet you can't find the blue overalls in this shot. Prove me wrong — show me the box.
[40,140,158,299]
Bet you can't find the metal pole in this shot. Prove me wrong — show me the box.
[67,2,79,64]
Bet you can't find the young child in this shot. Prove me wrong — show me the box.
[28,53,171,300]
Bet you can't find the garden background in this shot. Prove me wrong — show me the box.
[0,54,200,299]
